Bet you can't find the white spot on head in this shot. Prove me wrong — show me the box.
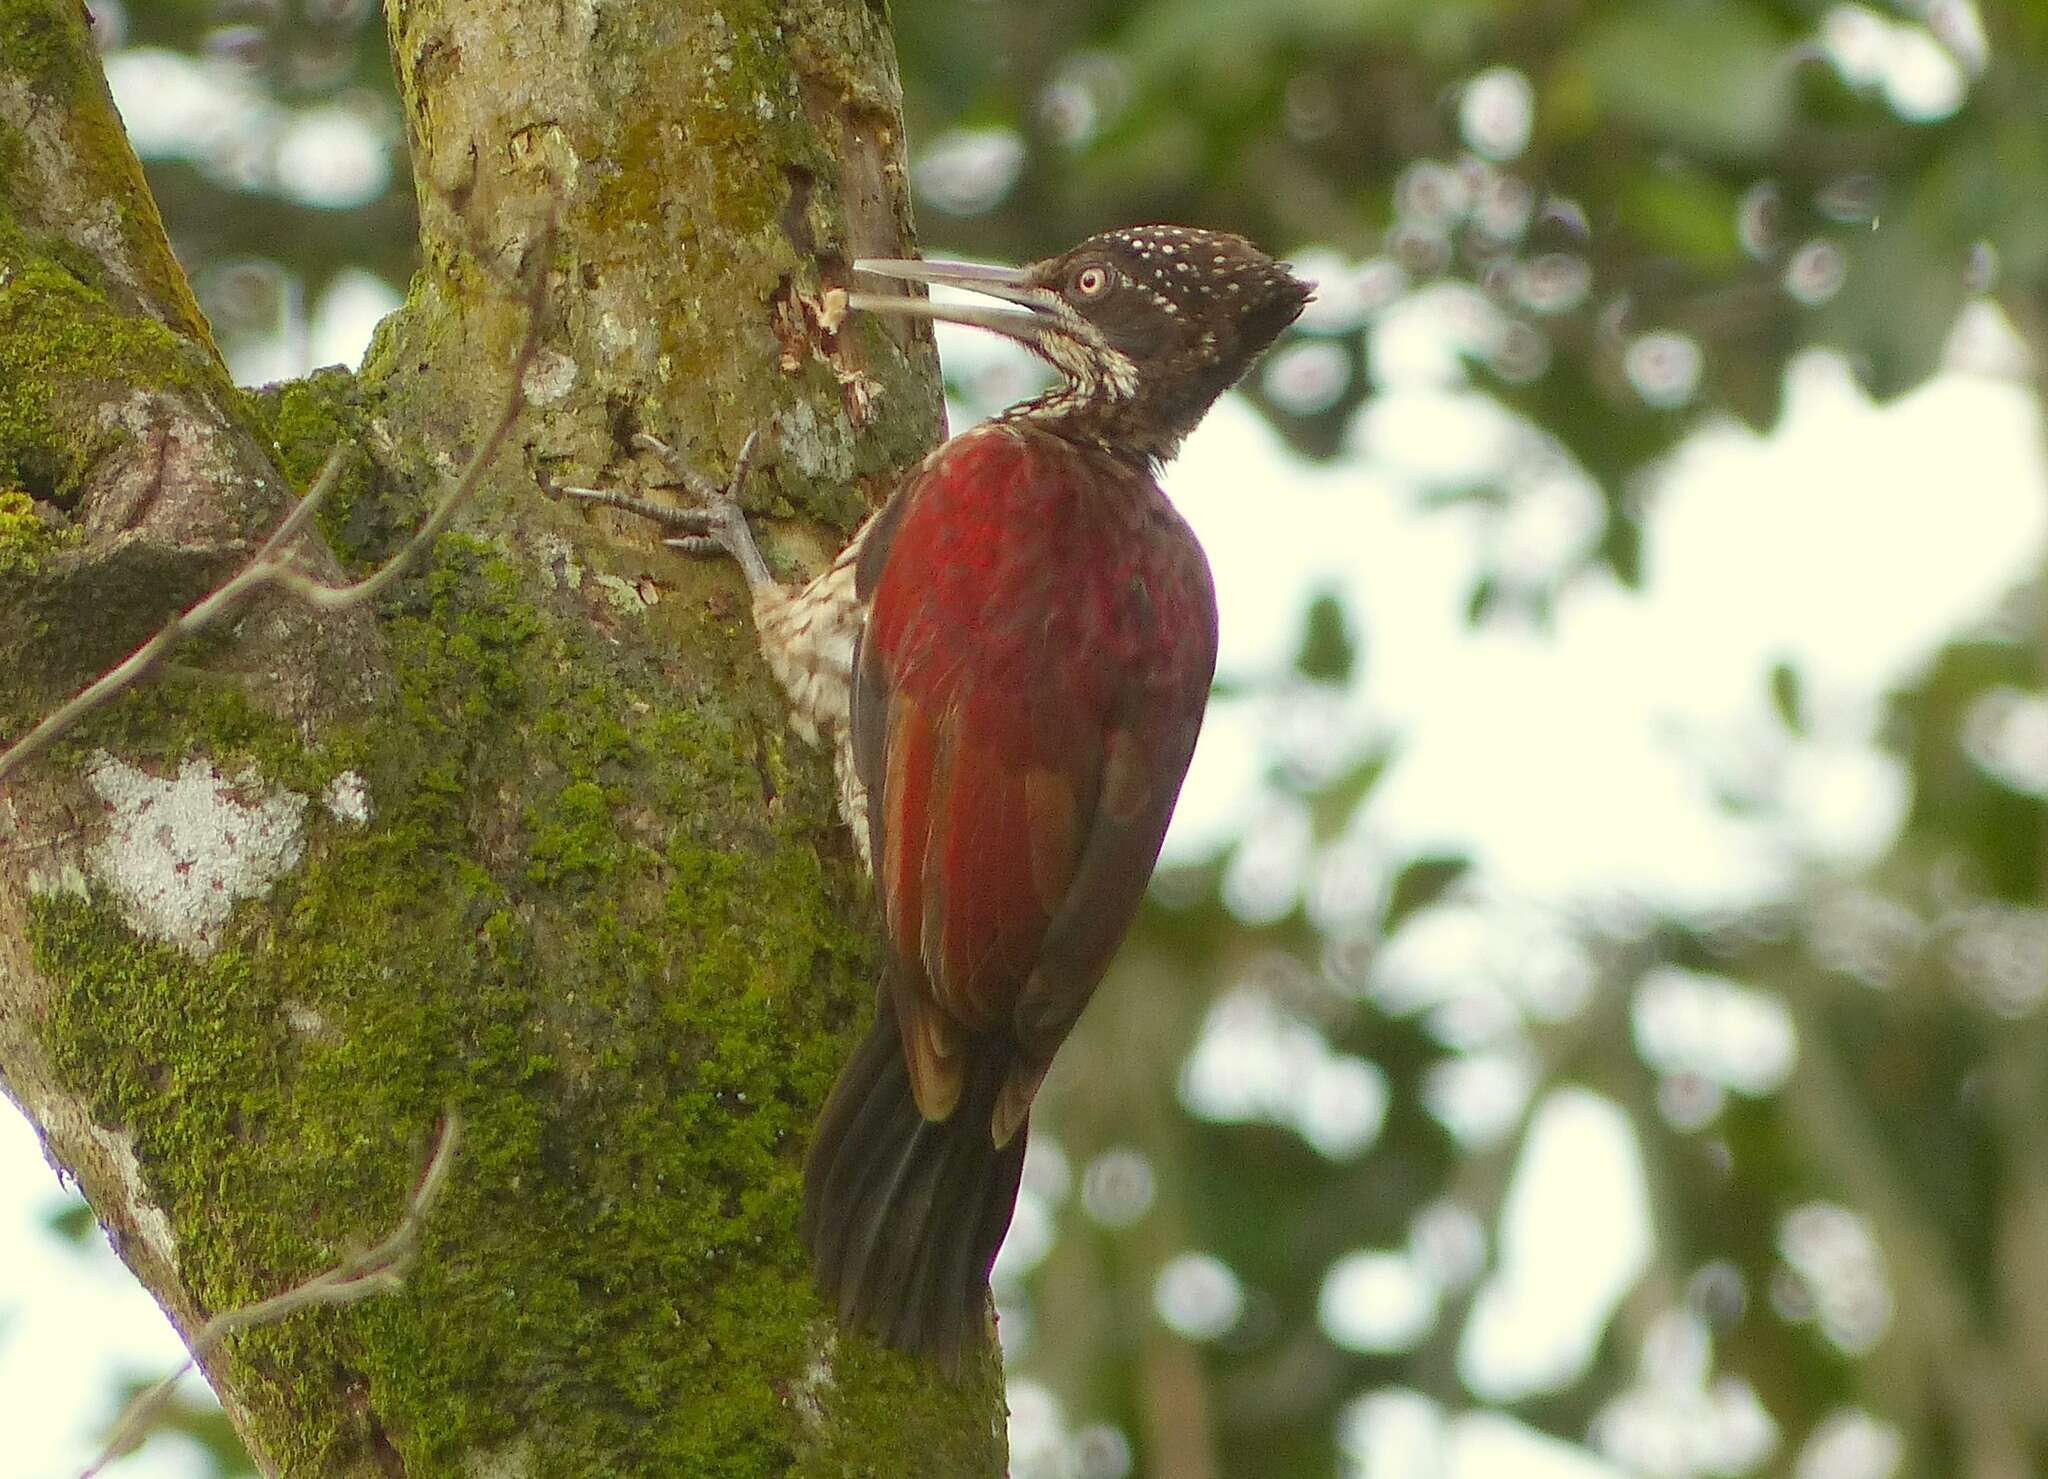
[86,753,308,957]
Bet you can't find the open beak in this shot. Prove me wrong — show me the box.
[848,257,1049,345]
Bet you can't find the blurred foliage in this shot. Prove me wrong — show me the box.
[890,0,2046,596]
[1293,588,1360,685]
[106,1374,262,1478]
[104,0,414,366]
[59,1,2048,1477]
[44,1195,96,1245]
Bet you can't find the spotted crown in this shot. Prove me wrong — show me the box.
[1017,224,1312,458]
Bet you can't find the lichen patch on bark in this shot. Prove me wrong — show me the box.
[323,770,372,826]
[84,751,309,956]
[519,347,579,404]
[82,1116,181,1274]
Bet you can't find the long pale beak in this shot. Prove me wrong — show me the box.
[848,257,1048,344]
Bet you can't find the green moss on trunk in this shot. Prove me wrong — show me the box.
[0,163,261,713]
[5,0,1003,1467]
[29,531,999,1473]
[0,485,77,572]
[0,231,215,505]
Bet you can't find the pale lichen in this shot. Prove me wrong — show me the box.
[84,751,308,957]
[531,531,585,591]
[322,770,371,826]
[83,1118,181,1274]
[788,1330,838,1433]
[771,396,855,482]
[519,348,579,405]
[592,570,651,615]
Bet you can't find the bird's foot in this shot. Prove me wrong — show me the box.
[560,430,773,593]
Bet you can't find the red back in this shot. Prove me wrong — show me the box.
[853,422,1219,1138]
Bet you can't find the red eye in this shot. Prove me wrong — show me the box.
[1072,265,1112,299]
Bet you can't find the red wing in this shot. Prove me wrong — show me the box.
[1012,716,1200,1051]
[985,703,1204,1142]
[854,641,1102,1121]
[848,428,1218,1135]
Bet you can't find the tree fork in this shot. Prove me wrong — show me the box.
[0,0,1002,1472]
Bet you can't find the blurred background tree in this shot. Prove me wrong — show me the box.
[12,0,2046,1475]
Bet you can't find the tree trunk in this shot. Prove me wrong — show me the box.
[0,0,1009,1471]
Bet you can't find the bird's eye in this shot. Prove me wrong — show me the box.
[1071,264,1113,300]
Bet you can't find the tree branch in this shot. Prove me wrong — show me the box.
[0,230,549,788]
[81,1112,464,1479]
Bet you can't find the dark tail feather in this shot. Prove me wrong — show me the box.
[800,999,1027,1375]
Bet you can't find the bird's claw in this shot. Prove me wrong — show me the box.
[560,430,773,593]
[662,492,752,562]
[629,431,690,472]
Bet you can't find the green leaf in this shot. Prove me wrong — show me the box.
[1294,589,1360,684]
[1116,0,1436,81]
[1769,660,1805,734]
[1599,507,1645,588]
[1574,4,1796,159]
[106,1376,258,1478]
[1982,116,2048,283]
[1820,218,1968,400]
[1305,747,1396,842]
[1384,853,1470,932]
[1619,170,1743,267]
[1466,573,1499,624]
[43,1199,95,1245]
[1817,116,2035,400]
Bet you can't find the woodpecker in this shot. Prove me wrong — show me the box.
[569,226,1309,1371]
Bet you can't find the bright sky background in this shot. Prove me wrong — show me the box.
[6,38,2042,1473]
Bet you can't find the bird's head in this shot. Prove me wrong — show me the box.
[850,226,1312,461]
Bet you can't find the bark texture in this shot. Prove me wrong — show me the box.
[0,0,1008,1472]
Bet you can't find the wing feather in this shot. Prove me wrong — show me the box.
[849,427,1217,1145]
[882,695,934,953]
[1012,706,1204,1063]
[1023,767,1082,915]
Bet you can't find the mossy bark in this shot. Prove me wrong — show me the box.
[0,0,1007,1473]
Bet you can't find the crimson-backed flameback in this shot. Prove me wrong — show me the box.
[570,226,1310,1370]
